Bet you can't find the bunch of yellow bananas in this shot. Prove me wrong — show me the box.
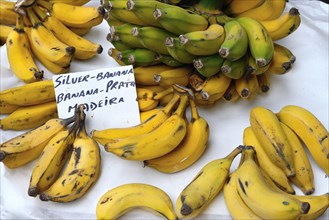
[1,0,105,83]
[0,104,101,203]
[92,85,210,174]
[101,0,301,105]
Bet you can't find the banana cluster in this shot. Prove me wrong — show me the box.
[92,85,210,173]
[0,80,58,130]
[101,0,301,105]
[2,0,105,83]
[0,104,101,203]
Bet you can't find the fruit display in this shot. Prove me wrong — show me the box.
[1,0,104,83]
[101,0,301,105]
[0,0,328,219]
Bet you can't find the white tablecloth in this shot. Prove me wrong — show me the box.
[1,1,328,219]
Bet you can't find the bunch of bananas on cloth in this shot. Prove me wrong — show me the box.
[1,0,105,83]
[101,0,301,105]
[0,104,102,203]
[92,84,210,173]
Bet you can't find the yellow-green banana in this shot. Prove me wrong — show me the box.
[224,0,265,16]
[256,72,271,93]
[165,36,197,64]
[277,105,329,175]
[176,146,243,218]
[96,183,177,220]
[249,106,295,177]
[134,64,175,86]
[153,65,192,88]
[193,53,225,78]
[265,43,294,75]
[110,23,144,48]
[49,0,90,6]
[144,98,209,173]
[221,54,247,79]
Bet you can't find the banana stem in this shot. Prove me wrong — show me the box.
[15,14,25,30]
[173,95,189,117]
[153,87,173,100]
[216,14,234,25]
[226,145,244,162]
[26,7,40,26]
[33,4,48,22]
[77,104,88,138]
[162,93,180,115]
[36,0,52,12]
[189,99,200,121]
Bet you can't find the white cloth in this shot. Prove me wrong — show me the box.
[1,1,328,219]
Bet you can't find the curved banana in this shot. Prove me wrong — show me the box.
[261,7,301,41]
[6,15,43,83]
[236,146,311,219]
[249,106,295,177]
[91,93,180,146]
[0,80,55,106]
[243,126,295,194]
[67,26,92,36]
[134,64,175,86]
[221,54,247,79]
[136,87,173,111]
[218,19,248,61]
[165,37,197,64]
[277,105,329,175]
[246,52,271,75]
[0,101,58,131]
[224,0,265,16]
[265,43,294,75]
[49,0,90,6]
[39,107,101,202]
[26,8,75,67]
[280,122,315,195]
[28,116,80,197]
[96,183,177,220]
[153,6,209,35]
[144,98,209,173]
[104,95,188,161]
[237,17,274,67]
[176,146,243,219]
[224,170,262,220]
[154,65,192,88]
[0,115,75,169]
[193,53,225,78]
[0,0,17,25]
[132,26,175,55]
[51,2,105,28]
[109,23,144,49]
[178,23,225,56]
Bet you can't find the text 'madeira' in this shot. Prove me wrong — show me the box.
[52,65,140,131]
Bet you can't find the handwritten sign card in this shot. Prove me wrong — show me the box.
[52,65,140,131]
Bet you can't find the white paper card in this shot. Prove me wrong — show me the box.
[52,65,140,131]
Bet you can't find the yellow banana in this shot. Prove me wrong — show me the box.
[236,146,311,219]
[154,65,192,88]
[134,64,175,86]
[50,2,105,28]
[137,87,174,111]
[104,95,188,161]
[222,80,240,102]
[96,183,177,220]
[0,80,55,106]
[49,0,90,6]
[249,106,295,177]
[26,8,75,67]
[139,107,163,123]
[224,170,262,220]
[0,115,76,169]
[176,146,243,219]
[66,25,92,36]
[91,93,180,146]
[261,7,301,41]
[39,6,103,60]
[0,24,13,46]
[178,23,225,56]
[39,107,101,202]
[243,126,295,194]
[28,113,80,197]
[224,0,265,16]
[280,122,315,195]
[256,72,270,93]
[0,0,17,25]
[6,15,43,83]
[144,98,210,173]
[0,101,58,131]
[234,73,260,100]
[277,105,329,175]
[0,101,19,114]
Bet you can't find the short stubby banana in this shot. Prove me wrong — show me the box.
[96,183,178,220]
[176,146,243,219]
[104,95,189,160]
[0,115,75,169]
[277,105,329,175]
[249,106,295,177]
[236,146,311,219]
[39,107,101,202]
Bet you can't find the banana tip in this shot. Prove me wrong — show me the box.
[28,187,39,197]
[39,193,51,201]
[180,203,192,216]
[0,151,6,161]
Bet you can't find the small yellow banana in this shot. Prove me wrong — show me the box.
[0,0,17,25]
[104,95,188,161]
[249,106,296,177]
[49,0,90,6]
[224,0,265,16]
[0,101,58,131]
[0,115,76,169]
[154,65,192,88]
[277,105,329,175]
[176,146,243,219]
[144,97,209,173]
[96,183,177,220]
[0,24,13,46]
[134,64,175,86]
[265,43,294,75]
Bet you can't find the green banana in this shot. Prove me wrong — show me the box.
[221,54,247,79]
[165,37,197,64]
[109,23,144,48]
[193,53,225,78]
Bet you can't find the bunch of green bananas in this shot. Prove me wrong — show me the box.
[0,104,101,203]
[2,0,105,83]
[101,0,301,105]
